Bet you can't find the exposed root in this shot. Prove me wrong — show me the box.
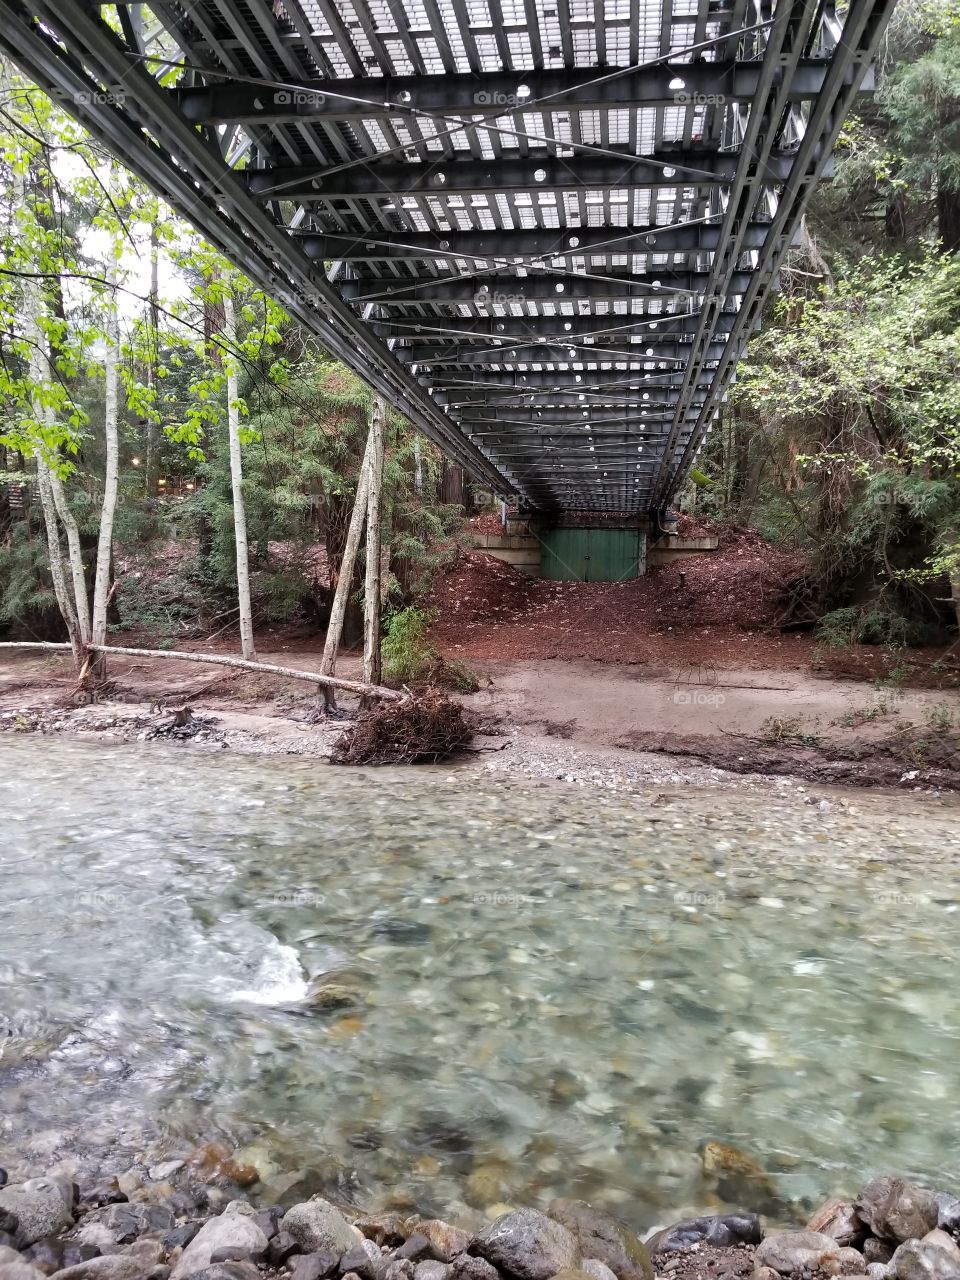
[331,690,472,765]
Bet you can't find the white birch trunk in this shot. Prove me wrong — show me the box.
[363,395,387,689]
[34,454,81,663]
[46,467,90,643]
[91,257,120,649]
[319,423,376,710]
[223,295,257,661]
[17,193,84,663]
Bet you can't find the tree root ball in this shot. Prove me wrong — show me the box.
[331,691,472,765]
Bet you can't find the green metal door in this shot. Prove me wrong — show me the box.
[540,528,645,581]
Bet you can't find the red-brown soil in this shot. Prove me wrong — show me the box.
[426,531,960,681]
[426,529,811,668]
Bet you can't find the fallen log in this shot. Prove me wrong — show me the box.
[0,641,405,702]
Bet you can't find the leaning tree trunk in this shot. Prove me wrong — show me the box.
[363,395,387,694]
[223,295,257,662]
[319,422,375,710]
[91,257,120,668]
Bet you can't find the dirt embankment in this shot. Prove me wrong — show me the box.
[426,527,809,668]
[3,525,960,791]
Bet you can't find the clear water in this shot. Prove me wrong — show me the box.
[1,735,959,1227]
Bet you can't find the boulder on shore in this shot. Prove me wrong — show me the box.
[754,1230,842,1275]
[475,1209,580,1280]
[855,1180,940,1245]
[283,1197,365,1256]
[546,1199,652,1280]
[0,1180,74,1249]
[170,1203,268,1279]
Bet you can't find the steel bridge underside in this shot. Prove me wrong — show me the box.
[1,0,894,514]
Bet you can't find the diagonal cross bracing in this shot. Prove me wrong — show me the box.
[0,0,895,514]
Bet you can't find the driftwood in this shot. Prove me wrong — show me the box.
[0,641,405,702]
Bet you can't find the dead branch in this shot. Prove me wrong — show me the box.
[0,641,405,702]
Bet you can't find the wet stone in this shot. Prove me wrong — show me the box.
[475,1209,579,1280]
[935,1202,960,1236]
[416,1221,471,1263]
[82,1202,175,1245]
[546,1201,651,1280]
[169,1204,268,1280]
[647,1216,762,1254]
[266,1230,300,1266]
[49,1241,163,1279]
[385,1263,416,1280]
[162,1224,202,1253]
[251,1208,281,1241]
[0,1264,47,1280]
[339,1243,385,1280]
[289,1253,340,1280]
[864,1243,895,1266]
[755,1232,841,1275]
[356,1217,409,1248]
[451,1258,498,1280]
[840,1250,868,1273]
[397,1237,433,1263]
[580,1261,618,1280]
[892,1237,960,1280]
[856,1181,940,1245]
[414,1263,453,1280]
[0,1183,73,1250]
[283,1198,363,1256]
[186,1267,261,1280]
[807,1202,867,1250]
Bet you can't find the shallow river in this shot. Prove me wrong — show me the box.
[1,735,959,1226]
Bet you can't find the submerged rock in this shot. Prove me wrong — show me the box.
[856,1181,940,1245]
[700,1142,780,1213]
[646,1213,761,1254]
[475,1209,579,1280]
[546,1200,652,1280]
[755,1230,842,1275]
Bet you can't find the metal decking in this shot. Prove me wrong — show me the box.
[0,0,895,513]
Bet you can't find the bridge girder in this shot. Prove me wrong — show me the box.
[0,0,896,515]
